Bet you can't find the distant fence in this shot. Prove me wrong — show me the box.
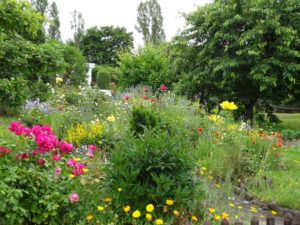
[202,213,294,225]
[272,105,300,113]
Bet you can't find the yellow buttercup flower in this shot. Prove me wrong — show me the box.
[155,219,164,225]
[215,215,221,221]
[97,206,104,211]
[106,115,116,122]
[74,158,81,162]
[69,174,75,179]
[173,210,180,217]
[220,101,238,110]
[208,114,219,122]
[104,197,111,203]
[146,214,153,222]
[118,188,122,192]
[123,205,130,213]
[259,214,265,218]
[132,210,141,218]
[166,199,174,206]
[229,203,235,207]
[209,208,216,214]
[238,206,243,210]
[208,175,213,180]
[192,215,198,221]
[215,183,221,189]
[250,207,257,213]
[83,168,88,173]
[221,212,229,220]
[86,215,93,221]
[146,204,155,212]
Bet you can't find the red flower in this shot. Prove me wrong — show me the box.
[144,87,149,93]
[197,128,203,134]
[124,95,129,101]
[277,138,283,143]
[277,142,282,148]
[52,155,61,161]
[0,147,12,156]
[16,153,29,160]
[271,132,277,136]
[37,158,46,166]
[160,84,166,92]
[213,132,221,137]
[143,96,149,100]
[151,98,157,103]
[260,132,267,137]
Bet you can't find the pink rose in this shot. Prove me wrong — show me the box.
[160,84,166,92]
[88,145,97,152]
[59,141,73,154]
[69,193,80,203]
[37,158,46,166]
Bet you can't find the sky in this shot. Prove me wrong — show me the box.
[53,0,211,47]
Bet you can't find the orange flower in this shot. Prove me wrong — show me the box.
[197,128,203,134]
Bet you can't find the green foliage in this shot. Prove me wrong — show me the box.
[118,44,172,89]
[103,131,203,223]
[136,0,165,45]
[28,81,52,102]
[94,65,120,89]
[175,0,300,122]
[0,77,28,115]
[62,44,87,86]
[130,106,159,135]
[79,26,133,65]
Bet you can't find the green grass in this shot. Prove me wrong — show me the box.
[273,113,300,131]
[0,116,17,146]
[249,146,300,210]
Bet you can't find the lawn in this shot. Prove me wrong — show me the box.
[0,116,17,146]
[274,113,300,131]
[249,145,300,210]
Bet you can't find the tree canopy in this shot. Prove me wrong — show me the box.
[174,0,300,122]
[136,0,165,45]
[79,26,133,65]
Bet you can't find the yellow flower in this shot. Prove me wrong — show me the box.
[208,175,213,180]
[215,183,221,189]
[235,215,239,219]
[200,171,206,176]
[220,101,238,110]
[229,203,235,207]
[208,114,219,122]
[271,211,277,215]
[69,174,75,179]
[214,215,221,221]
[146,213,153,222]
[118,188,122,192]
[146,204,155,212]
[123,205,130,213]
[173,210,180,217]
[104,197,111,203]
[74,158,81,162]
[201,167,207,171]
[56,77,63,84]
[106,115,116,122]
[237,206,243,210]
[166,199,174,206]
[250,207,257,213]
[259,214,265,218]
[221,212,229,220]
[227,124,238,131]
[97,206,104,211]
[155,219,164,225]
[132,210,141,218]
[192,215,198,221]
[86,215,93,221]
[209,208,216,214]
[83,168,88,173]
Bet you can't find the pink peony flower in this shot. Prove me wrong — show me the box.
[59,141,73,154]
[52,155,61,161]
[9,121,25,136]
[85,151,94,158]
[72,163,86,176]
[69,193,80,203]
[54,167,62,175]
[88,145,97,152]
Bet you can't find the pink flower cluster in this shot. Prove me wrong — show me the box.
[69,193,80,203]
[0,147,12,157]
[67,159,87,177]
[9,122,73,156]
[85,145,97,158]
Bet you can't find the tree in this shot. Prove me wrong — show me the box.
[174,0,300,123]
[70,10,85,47]
[79,26,133,65]
[30,0,48,17]
[62,45,88,86]
[136,0,165,45]
[48,2,61,40]
[118,44,172,90]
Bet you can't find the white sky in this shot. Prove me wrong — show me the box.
[52,0,211,48]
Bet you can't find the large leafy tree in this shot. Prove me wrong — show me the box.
[30,0,48,17]
[79,26,133,65]
[175,0,300,122]
[48,2,61,40]
[136,0,165,45]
